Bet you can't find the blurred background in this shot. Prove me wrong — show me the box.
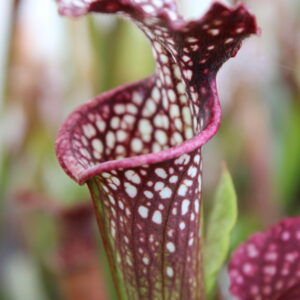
[0,0,299,299]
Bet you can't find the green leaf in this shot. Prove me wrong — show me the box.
[204,166,238,298]
[278,104,300,213]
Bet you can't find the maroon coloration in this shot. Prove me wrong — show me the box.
[55,1,258,299]
[16,191,97,271]
[229,217,300,300]
[57,203,97,271]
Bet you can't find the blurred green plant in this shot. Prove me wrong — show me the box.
[204,166,237,299]
[278,103,300,214]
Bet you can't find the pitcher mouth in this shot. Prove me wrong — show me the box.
[55,78,221,185]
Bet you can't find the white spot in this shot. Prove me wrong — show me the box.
[110,116,120,129]
[143,257,150,265]
[194,200,199,213]
[155,168,167,179]
[149,234,154,243]
[143,5,155,13]
[191,44,199,51]
[154,181,164,191]
[116,145,125,157]
[80,136,88,147]
[163,66,171,75]
[173,65,181,80]
[285,252,298,263]
[175,154,190,165]
[92,139,103,153]
[102,172,111,179]
[186,127,193,139]
[169,175,178,183]
[125,182,137,198]
[184,179,193,187]
[125,170,141,184]
[188,166,198,178]
[168,90,176,102]
[132,92,143,104]
[155,129,167,144]
[111,227,116,238]
[138,206,149,219]
[111,176,120,186]
[154,114,169,129]
[152,210,162,224]
[166,242,175,253]
[144,190,154,199]
[166,267,174,277]
[263,265,276,276]
[177,82,185,94]
[96,120,106,132]
[282,231,290,241]
[194,155,201,164]
[131,138,143,152]
[182,106,192,125]
[178,184,188,197]
[247,244,258,258]
[183,69,193,80]
[243,263,253,275]
[182,55,190,62]
[80,148,91,159]
[114,104,125,114]
[139,119,152,141]
[179,222,185,230]
[126,256,133,266]
[127,104,138,115]
[170,104,180,118]
[143,99,156,117]
[152,87,161,102]
[108,195,115,205]
[124,115,135,124]
[93,150,100,159]
[160,54,168,63]
[225,38,234,44]
[109,183,117,191]
[213,19,222,26]
[190,213,195,221]
[236,27,244,34]
[188,238,194,246]
[186,37,198,43]
[172,132,183,144]
[153,41,162,52]
[175,119,183,131]
[118,201,124,210]
[106,131,116,148]
[83,124,96,138]
[160,187,172,199]
[265,252,278,261]
[116,130,127,142]
[209,28,220,36]
[181,199,190,215]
